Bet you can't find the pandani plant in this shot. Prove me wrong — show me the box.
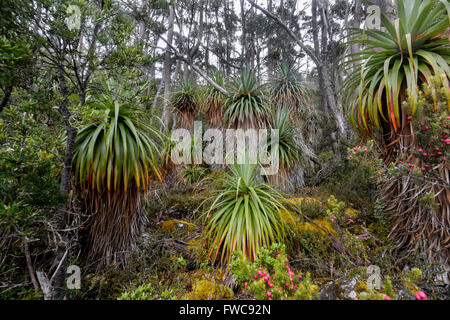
[266,107,303,192]
[201,72,227,128]
[342,0,450,265]
[224,68,270,129]
[269,62,316,188]
[74,89,163,268]
[170,76,199,130]
[343,0,450,161]
[203,163,287,265]
[270,61,312,116]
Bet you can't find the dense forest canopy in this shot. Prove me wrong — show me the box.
[0,0,449,302]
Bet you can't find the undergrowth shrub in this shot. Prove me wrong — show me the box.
[230,244,319,300]
[324,140,381,210]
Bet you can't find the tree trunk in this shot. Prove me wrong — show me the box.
[162,4,175,131]
[47,67,77,300]
[312,0,346,142]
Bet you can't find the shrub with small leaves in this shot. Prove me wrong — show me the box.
[230,244,319,300]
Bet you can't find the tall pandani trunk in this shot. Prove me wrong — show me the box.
[82,185,146,269]
[266,166,295,193]
[177,110,195,130]
[382,123,450,277]
[206,100,224,129]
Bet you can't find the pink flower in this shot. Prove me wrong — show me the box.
[415,294,421,300]
[418,149,423,153]
[285,283,289,287]
[436,147,440,151]
[353,297,359,300]
[417,291,427,300]
[269,283,273,288]
[289,277,293,282]
[384,296,392,300]
[268,297,272,300]
[244,282,248,287]
[425,126,430,130]
[267,291,271,297]
[254,274,258,279]
[291,285,294,290]
[353,147,358,151]
[364,149,368,152]
[408,116,412,121]
[423,153,428,157]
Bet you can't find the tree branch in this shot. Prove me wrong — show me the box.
[246,0,320,66]
[157,35,229,96]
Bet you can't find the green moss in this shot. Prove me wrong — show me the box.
[185,277,233,300]
[160,219,195,232]
[355,280,368,292]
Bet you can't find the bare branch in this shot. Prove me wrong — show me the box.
[246,0,320,66]
[158,35,229,96]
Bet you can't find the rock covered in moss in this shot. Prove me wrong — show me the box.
[185,277,233,300]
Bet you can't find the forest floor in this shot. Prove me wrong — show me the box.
[71,172,450,301]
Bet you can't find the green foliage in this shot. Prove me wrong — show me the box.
[225,68,269,128]
[298,198,327,220]
[230,244,319,300]
[183,166,208,184]
[204,163,287,265]
[270,61,310,114]
[171,76,199,128]
[73,84,164,266]
[325,141,381,209]
[268,107,300,170]
[326,195,346,218]
[118,282,186,300]
[185,277,233,300]
[74,95,163,193]
[343,0,450,138]
[0,105,63,299]
[0,35,33,88]
[406,78,449,170]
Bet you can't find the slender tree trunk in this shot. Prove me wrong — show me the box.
[48,67,77,300]
[240,0,247,67]
[312,0,346,142]
[0,85,13,113]
[162,4,175,131]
